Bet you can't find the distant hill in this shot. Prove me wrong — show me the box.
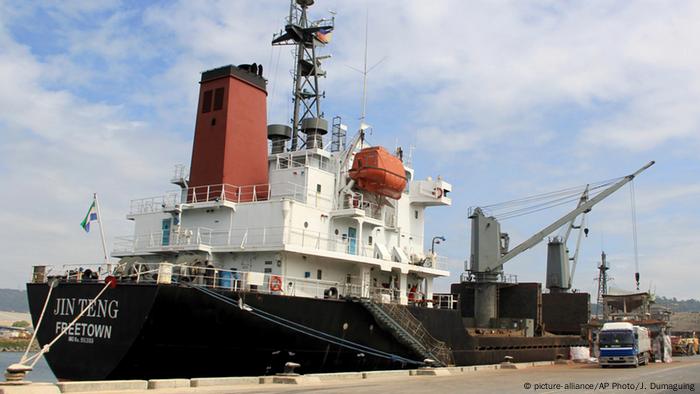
[655,296,700,313]
[0,289,29,313]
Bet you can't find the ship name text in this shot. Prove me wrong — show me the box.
[53,298,119,319]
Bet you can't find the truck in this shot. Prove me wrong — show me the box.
[598,322,651,367]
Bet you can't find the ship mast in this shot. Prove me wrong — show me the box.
[595,251,611,318]
[272,0,334,151]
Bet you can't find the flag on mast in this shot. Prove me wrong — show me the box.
[316,27,333,44]
[80,199,98,233]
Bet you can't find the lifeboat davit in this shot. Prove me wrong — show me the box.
[349,146,407,200]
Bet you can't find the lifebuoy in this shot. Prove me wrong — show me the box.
[269,275,283,292]
[434,187,443,199]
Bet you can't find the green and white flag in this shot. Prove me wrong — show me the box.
[80,199,98,233]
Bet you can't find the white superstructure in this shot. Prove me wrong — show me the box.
[114,141,452,306]
[111,0,453,307]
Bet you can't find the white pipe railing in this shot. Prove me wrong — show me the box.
[129,181,331,215]
[340,191,383,220]
[113,226,443,270]
[30,263,456,310]
[431,293,459,310]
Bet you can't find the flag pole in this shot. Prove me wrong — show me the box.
[93,193,110,267]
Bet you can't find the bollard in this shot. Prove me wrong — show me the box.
[280,362,300,376]
[500,356,518,369]
[555,353,571,365]
[4,363,32,383]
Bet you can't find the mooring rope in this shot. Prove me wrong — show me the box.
[20,280,113,369]
[19,280,56,364]
[187,283,424,365]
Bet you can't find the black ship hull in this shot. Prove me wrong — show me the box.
[27,282,584,381]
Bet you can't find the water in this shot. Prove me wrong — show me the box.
[1,352,56,382]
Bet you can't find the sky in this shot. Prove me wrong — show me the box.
[0,1,699,299]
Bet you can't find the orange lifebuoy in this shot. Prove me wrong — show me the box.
[434,188,443,199]
[269,275,283,292]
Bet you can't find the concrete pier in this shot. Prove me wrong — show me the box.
[4,358,699,394]
[0,356,700,394]
[0,361,545,393]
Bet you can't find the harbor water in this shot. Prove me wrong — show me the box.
[1,352,56,382]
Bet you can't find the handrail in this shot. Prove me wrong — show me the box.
[30,263,419,307]
[113,226,444,270]
[361,300,453,366]
[129,181,333,215]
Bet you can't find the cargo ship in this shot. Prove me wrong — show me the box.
[21,0,653,381]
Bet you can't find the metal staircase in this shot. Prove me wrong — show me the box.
[360,299,454,366]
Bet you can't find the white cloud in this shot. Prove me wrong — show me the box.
[0,16,189,288]
[314,1,700,155]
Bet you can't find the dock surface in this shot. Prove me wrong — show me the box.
[4,357,700,394]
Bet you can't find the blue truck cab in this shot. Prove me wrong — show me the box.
[598,322,651,367]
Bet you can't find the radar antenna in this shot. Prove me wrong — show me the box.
[273,0,334,151]
[346,8,386,127]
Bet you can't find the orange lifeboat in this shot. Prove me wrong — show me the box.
[349,146,407,199]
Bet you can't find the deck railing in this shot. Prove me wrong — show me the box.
[129,182,330,215]
[114,227,214,252]
[340,191,383,221]
[113,226,441,270]
[30,263,457,309]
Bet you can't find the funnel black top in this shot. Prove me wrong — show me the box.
[201,65,267,91]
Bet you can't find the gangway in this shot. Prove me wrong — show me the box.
[360,299,453,366]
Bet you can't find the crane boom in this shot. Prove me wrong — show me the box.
[495,161,654,270]
[335,129,367,208]
[562,186,589,244]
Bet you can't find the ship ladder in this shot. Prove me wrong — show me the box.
[186,283,426,366]
[359,299,454,367]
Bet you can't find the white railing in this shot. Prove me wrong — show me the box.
[114,227,213,253]
[460,270,518,283]
[431,293,459,310]
[430,255,449,269]
[340,192,383,221]
[31,263,448,310]
[272,150,333,172]
[31,263,415,305]
[129,191,180,215]
[129,182,332,215]
[31,263,114,284]
[114,226,443,270]
[171,164,188,183]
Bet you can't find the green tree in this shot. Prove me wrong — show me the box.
[12,320,30,328]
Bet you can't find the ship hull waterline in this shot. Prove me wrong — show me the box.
[27,282,584,381]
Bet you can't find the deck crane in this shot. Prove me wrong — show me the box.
[545,186,588,294]
[467,161,654,328]
[335,127,366,208]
